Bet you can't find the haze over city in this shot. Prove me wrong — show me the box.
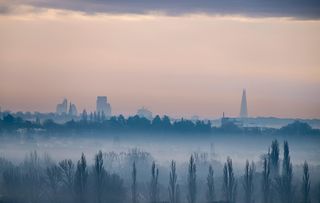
[1,1,320,119]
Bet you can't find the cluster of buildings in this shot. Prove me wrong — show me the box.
[55,89,248,123]
[55,96,112,118]
[55,96,154,120]
[56,99,78,116]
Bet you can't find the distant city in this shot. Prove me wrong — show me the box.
[53,89,248,120]
[0,90,320,129]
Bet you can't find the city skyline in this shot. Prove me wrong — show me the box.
[1,89,319,119]
[0,84,319,118]
[1,1,320,119]
[0,84,319,119]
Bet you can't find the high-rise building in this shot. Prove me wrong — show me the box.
[56,98,68,115]
[68,103,78,116]
[96,96,111,117]
[240,89,248,118]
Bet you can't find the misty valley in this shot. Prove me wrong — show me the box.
[1,113,320,203]
[0,127,320,203]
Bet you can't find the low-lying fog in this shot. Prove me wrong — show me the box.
[1,133,320,203]
[1,133,319,168]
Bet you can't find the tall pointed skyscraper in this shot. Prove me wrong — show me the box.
[240,89,248,118]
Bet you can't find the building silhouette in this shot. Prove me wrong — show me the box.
[137,107,153,120]
[68,103,78,116]
[96,96,111,117]
[240,89,248,118]
[56,98,68,115]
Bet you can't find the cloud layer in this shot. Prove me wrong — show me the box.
[1,0,320,19]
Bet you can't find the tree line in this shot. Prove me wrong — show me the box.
[0,140,320,203]
[1,113,319,135]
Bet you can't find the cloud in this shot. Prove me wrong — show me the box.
[1,0,320,19]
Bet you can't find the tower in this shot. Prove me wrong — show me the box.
[240,89,248,118]
[96,96,111,117]
[56,98,68,115]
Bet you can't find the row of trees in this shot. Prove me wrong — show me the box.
[1,113,319,135]
[0,114,212,134]
[1,140,319,203]
[128,140,317,203]
[1,151,125,203]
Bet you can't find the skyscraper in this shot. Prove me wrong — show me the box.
[96,96,111,117]
[68,103,78,116]
[56,98,68,115]
[240,89,248,118]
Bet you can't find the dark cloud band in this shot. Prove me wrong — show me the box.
[2,0,320,19]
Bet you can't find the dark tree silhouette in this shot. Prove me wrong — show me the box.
[223,157,237,203]
[270,140,280,178]
[152,115,162,130]
[206,165,215,203]
[262,156,271,203]
[2,113,320,135]
[74,153,88,203]
[149,161,159,203]
[276,141,293,203]
[132,161,138,203]
[94,150,105,203]
[169,160,178,203]
[269,140,279,203]
[242,160,255,203]
[301,161,311,203]
[162,115,172,130]
[187,155,197,203]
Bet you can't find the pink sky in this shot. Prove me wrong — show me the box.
[0,11,320,118]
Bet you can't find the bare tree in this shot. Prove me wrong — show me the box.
[187,155,197,203]
[243,160,255,203]
[59,159,74,195]
[46,164,62,203]
[302,161,311,203]
[206,165,215,203]
[149,161,159,203]
[23,151,43,203]
[223,157,237,203]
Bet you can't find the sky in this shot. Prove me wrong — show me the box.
[0,0,320,119]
